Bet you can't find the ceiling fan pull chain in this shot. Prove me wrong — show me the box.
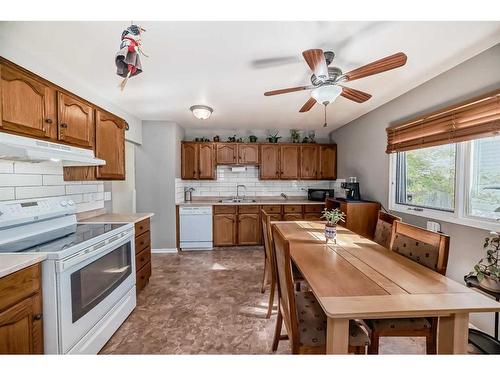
[323,105,327,127]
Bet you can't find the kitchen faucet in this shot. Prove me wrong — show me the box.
[236,184,246,200]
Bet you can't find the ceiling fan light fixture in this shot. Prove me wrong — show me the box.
[190,105,213,120]
[311,85,342,105]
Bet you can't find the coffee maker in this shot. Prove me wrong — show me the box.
[341,177,361,201]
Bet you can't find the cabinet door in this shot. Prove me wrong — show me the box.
[237,213,260,245]
[303,213,322,221]
[300,145,319,180]
[319,144,337,180]
[216,143,237,164]
[259,145,280,180]
[57,92,94,148]
[283,213,303,221]
[181,142,199,179]
[199,143,216,180]
[238,144,259,164]
[280,145,300,179]
[0,295,42,354]
[0,64,56,139]
[213,214,237,246]
[95,110,125,180]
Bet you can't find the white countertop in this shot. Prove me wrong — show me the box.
[0,253,47,278]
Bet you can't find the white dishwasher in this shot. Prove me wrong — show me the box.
[179,206,213,250]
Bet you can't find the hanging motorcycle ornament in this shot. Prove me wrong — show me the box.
[116,23,148,91]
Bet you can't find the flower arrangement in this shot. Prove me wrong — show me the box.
[321,208,346,225]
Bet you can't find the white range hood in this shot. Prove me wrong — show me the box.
[0,132,106,166]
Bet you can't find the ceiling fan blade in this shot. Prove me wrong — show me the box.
[299,97,317,113]
[344,52,407,82]
[302,49,329,82]
[264,86,311,96]
[340,86,372,103]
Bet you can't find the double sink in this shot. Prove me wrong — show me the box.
[218,198,257,203]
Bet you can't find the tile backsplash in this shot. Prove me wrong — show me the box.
[175,166,344,203]
[0,160,110,213]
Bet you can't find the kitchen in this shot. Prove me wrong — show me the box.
[1,10,500,373]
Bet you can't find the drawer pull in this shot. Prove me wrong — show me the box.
[45,118,53,124]
[33,314,43,321]
[60,123,68,128]
[141,275,145,280]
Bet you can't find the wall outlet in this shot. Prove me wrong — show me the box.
[104,191,112,201]
[426,220,441,232]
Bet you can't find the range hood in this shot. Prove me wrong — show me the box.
[0,132,106,166]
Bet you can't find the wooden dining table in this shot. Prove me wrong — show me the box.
[272,220,500,354]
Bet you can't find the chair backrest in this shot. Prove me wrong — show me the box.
[390,221,450,275]
[373,211,401,249]
[261,209,274,267]
[272,225,300,351]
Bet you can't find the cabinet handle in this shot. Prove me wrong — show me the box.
[33,314,43,321]
[60,123,68,128]
[45,118,53,124]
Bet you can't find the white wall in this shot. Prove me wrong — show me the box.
[112,141,136,213]
[329,44,500,335]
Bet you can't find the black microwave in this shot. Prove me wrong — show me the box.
[307,189,335,202]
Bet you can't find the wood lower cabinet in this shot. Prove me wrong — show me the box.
[181,142,216,180]
[260,145,280,180]
[319,144,337,180]
[326,198,380,238]
[279,145,300,179]
[0,63,56,140]
[238,213,261,245]
[57,91,94,149]
[283,213,303,221]
[135,218,152,294]
[213,213,237,246]
[0,264,43,354]
[304,204,324,221]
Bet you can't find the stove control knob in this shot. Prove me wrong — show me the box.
[60,201,68,207]
[67,200,74,206]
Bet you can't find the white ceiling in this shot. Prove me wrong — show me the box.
[1,21,499,133]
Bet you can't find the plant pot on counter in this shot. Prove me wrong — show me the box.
[479,274,500,293]
[325,222,337,244]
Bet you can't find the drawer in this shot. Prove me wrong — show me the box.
[283,205,302,213]
[135,218,150,237]
[283,213,303,221]
[136,261,151,294]
[261,205,282,214]
[238,205,260,214]
[304,204,324,213]
[135,230,151,254]
[0,264,40,312]
[304,213,322,221]
[135,247,151,271]
[269,214,282,222]
[213,205,237,214]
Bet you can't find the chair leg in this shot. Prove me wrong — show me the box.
[368,332,380,354]
[266,278,276,319]
[260,259,268,294]
[272,308,283,352]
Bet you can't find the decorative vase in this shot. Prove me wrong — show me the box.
[325,222,337,244]
[479,274,500,292]
[249,135,258,143]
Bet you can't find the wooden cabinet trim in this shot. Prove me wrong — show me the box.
[0,264,40,313]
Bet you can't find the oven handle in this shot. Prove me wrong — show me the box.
[57,230,134,273]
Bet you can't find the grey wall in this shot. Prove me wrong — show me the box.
[136,121,185,249]
[330,44,500,335]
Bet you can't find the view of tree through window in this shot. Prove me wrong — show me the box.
[468,137,500,220]
[396,144,456,211]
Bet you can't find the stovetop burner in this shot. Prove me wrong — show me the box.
[0,223,127,254]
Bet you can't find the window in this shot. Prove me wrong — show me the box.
[390,136,500,231]
[468,137,500,221]
[396,144,456,212]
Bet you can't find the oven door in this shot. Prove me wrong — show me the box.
[57,234,135,354]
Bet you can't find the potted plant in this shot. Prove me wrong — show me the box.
[321,208,346,244]
[267,131,282,143]
[290,129,300,143]
[248,135,258,143]
[469,232,500,292]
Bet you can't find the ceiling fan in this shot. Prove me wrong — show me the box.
[263,49,407,126]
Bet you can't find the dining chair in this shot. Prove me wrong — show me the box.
[260,210,304,319]
[372,211,401,249]
[271,225,370,354]
[367,221,450,354]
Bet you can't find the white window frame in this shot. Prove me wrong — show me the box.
[389,140,500,232]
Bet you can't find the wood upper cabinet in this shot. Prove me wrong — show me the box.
[181,142,199,179]
[238,144,259,164]
[0,63,56,139]
[300,145,318,180]
[279,145,300,179]
[95,110,125,180]
[237,213,260,245]
[318,144,337,180]
[213,214,237,246]
[260,144,280,180]
[198,143,216,179]
[216,143,237,164]
[57,92,94,149]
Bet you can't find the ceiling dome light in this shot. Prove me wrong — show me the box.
[311,85,342,105]
[190,105,213,120]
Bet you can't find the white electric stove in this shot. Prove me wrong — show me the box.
[0,197,136,354]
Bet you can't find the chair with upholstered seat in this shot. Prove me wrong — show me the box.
[260,210,303,318]
[271,224,370,354]
[367,221,450,354]
[372,211,401,249]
